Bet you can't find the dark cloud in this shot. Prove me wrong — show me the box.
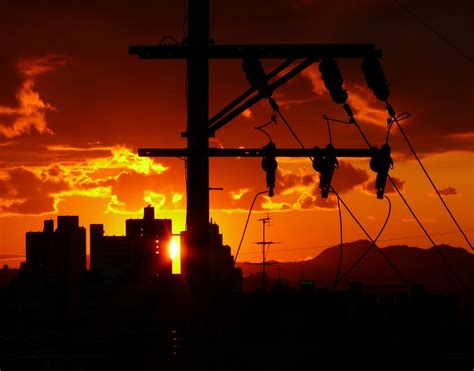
[0,167,69,215]
[437,186,458,196]
[330,161,370,194]
[363,175,405,196]
[2,196,56,215]
[298,194,338,210]
[296,161,370,210]
[276,169,315,193]
[0,59,20,107]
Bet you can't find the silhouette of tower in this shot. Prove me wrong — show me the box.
[180,221,242,291]
[90,206,173,281]
[26,216,86,278]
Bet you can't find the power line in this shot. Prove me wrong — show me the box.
[330,193,343,290]
[393,117,473,250]
[272,98,311,160]
[233,191,268,264]
[381,229,474,243]
[393,0,473,64]
[272,103,408,285]
[237,228,474,256]
[388,175,465,287]
[326,195,393,289]
[350,112,465,288]
[332,190,408,285]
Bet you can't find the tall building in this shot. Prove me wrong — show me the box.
[180,221,242,291]
[25,216,86,278]
[90,206,173,281]
[90,225,132,280]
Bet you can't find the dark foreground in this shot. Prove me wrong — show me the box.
[0,276,472,370]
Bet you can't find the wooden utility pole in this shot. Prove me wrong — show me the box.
[129,0,382,293]
[184,0,211,291]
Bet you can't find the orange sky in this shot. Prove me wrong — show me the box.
[0,0,473,265]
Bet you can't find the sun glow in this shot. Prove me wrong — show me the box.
[170,237,181,274]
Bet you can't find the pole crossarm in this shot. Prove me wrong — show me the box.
[129,43,382,60]
[208,58,296,126]
[208,58,317,134]
[138,147,373,158]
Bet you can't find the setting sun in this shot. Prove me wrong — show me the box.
[170,237,181,274]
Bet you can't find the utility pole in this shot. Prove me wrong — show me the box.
[186,0,209,289]
[255,215,277,292]
[129,0,384,293]
[184,0,210,292]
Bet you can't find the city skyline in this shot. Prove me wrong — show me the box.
[0,0,472,263]
[0,2,473,369]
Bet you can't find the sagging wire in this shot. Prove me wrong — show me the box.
[323,114,333,145]
[326,194,394,289]
[273,102,408,285]
[359,54,471,252]
[388,174,465,288]
[254,112,277,143]
[388,108,472,250]
[332,189,408,285]
[393,0,474,64]
[324,118,344,290]
[158,36,182,45]
[329,192,343,290]
[349,111,465,288]
[233,191,268,265]
[270,98,313,161]
[385,112,411,145]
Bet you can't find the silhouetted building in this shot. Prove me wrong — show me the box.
[90,225,132,280]
[25,216,86,278]
[180,220,242,291]
[90,206,172,281]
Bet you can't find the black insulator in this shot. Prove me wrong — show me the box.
[362,57,390,102]
[343,103,354,120]
[269,97,279,112]
[369,144,393,199]
[242,56,272,98]
[312,144,339,199]
[386,103,396,118]
[261,141,278,197]
[319,59,348,104]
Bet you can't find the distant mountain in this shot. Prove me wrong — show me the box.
[0,254,25,259]
[237,240,474,292]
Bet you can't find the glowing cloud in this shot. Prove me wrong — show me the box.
[242,109,253,119]
[108,146,167,175]
[172,193,184,204]
[0,54,67,138]
[301,68,325,96]
[230,188,250,200]
[144,191,166,209]
[261,197,291,210]
[348,85,387,126]
[0,145,171,216]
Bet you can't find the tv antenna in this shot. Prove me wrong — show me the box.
[254,214,279,292]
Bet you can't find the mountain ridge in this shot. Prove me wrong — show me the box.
[237,240,474,292]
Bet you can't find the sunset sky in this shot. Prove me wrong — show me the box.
[0,0,472,266]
